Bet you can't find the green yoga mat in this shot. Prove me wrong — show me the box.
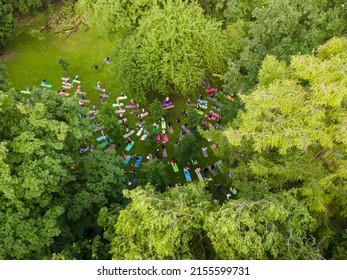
[171,162,179,172]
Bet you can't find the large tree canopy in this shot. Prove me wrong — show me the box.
[222,0,347,94]
[111,0,230,101]
[0,88,128,259]
[0,1,15,46]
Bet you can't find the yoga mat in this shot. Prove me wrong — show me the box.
[125,104,136,109]
[202,148,208,157]
[168,126,174,134]
[171,162,179,173]
[205,114,216,121]
[106,144,116,151]
[184,169,192,181]
[181,125,191,134]
[21,90,30,94]
[100,139,113,147]
[163,104,174,109]
[138,112,149,118]
[211,106,221,112]
[118,118,127,124]
[162,148,167,157]
[61,85,71,89]
[156,135,161,142]
[161,121,166,129]
[163,134,169,142]
[125,141,135,151]
[59,92,70,96]
[215,160,222,172]
[197,99,208,104]
[136,128,143,136]
[141,131,148,140]
[211,111,220,118]
[40,83,52,88]
[216,124,225,130]
[124,155,131,165]
[118,96,127,100]
[96,134,107,142]
[195,168,204,182]
[123,130,134,138]
[80,99,90,103]
[115,109,125,114]
[73,79,81,84]
[135,156,142,167]
[113,103,124,107]
[207,165,217,176]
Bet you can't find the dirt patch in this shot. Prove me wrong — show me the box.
[0,51,16,62]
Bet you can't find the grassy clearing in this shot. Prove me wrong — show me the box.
[0,19,232,200]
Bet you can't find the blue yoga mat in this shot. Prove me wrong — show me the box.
[135,156,142,167]
[184,169,192,181]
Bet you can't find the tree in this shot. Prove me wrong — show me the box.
[174,133,199,164]
[139,160,170,191]
[0,1,15,47]
[149,99,166,121]
[0,88,128,259]
[110,183,213,259]
[57,57,70,71]
[204,190,322,259]
[220,37,347,257]
[95,101,125,144]
[0,63,10,92]
[77,0,160,35]
[6,0,44,14]
[222,0,347,94]
[112,0,230,101]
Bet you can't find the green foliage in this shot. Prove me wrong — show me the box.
[111,183,213,259]
[57,56,69,71]
[149,99,166,121]
[223,0,347,94]
[96,101,125,143]
[220,38,347,257]
[78,0,160,35]
[0,1,15,46]
[0,88,128,259]
[140,160,170,190]
[0,64,10,92]
[6,0,43,14]
[174,133,199,164]
[205,190,321,259]
[112,0,229,100]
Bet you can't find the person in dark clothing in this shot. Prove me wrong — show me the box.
[203,167,208,177]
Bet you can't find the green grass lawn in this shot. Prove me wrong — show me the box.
[0,20,232,200]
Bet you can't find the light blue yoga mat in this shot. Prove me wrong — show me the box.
[125,141,135,151]
[124,155,131,165]
[96,134,108,142]
[40,83,52,88]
